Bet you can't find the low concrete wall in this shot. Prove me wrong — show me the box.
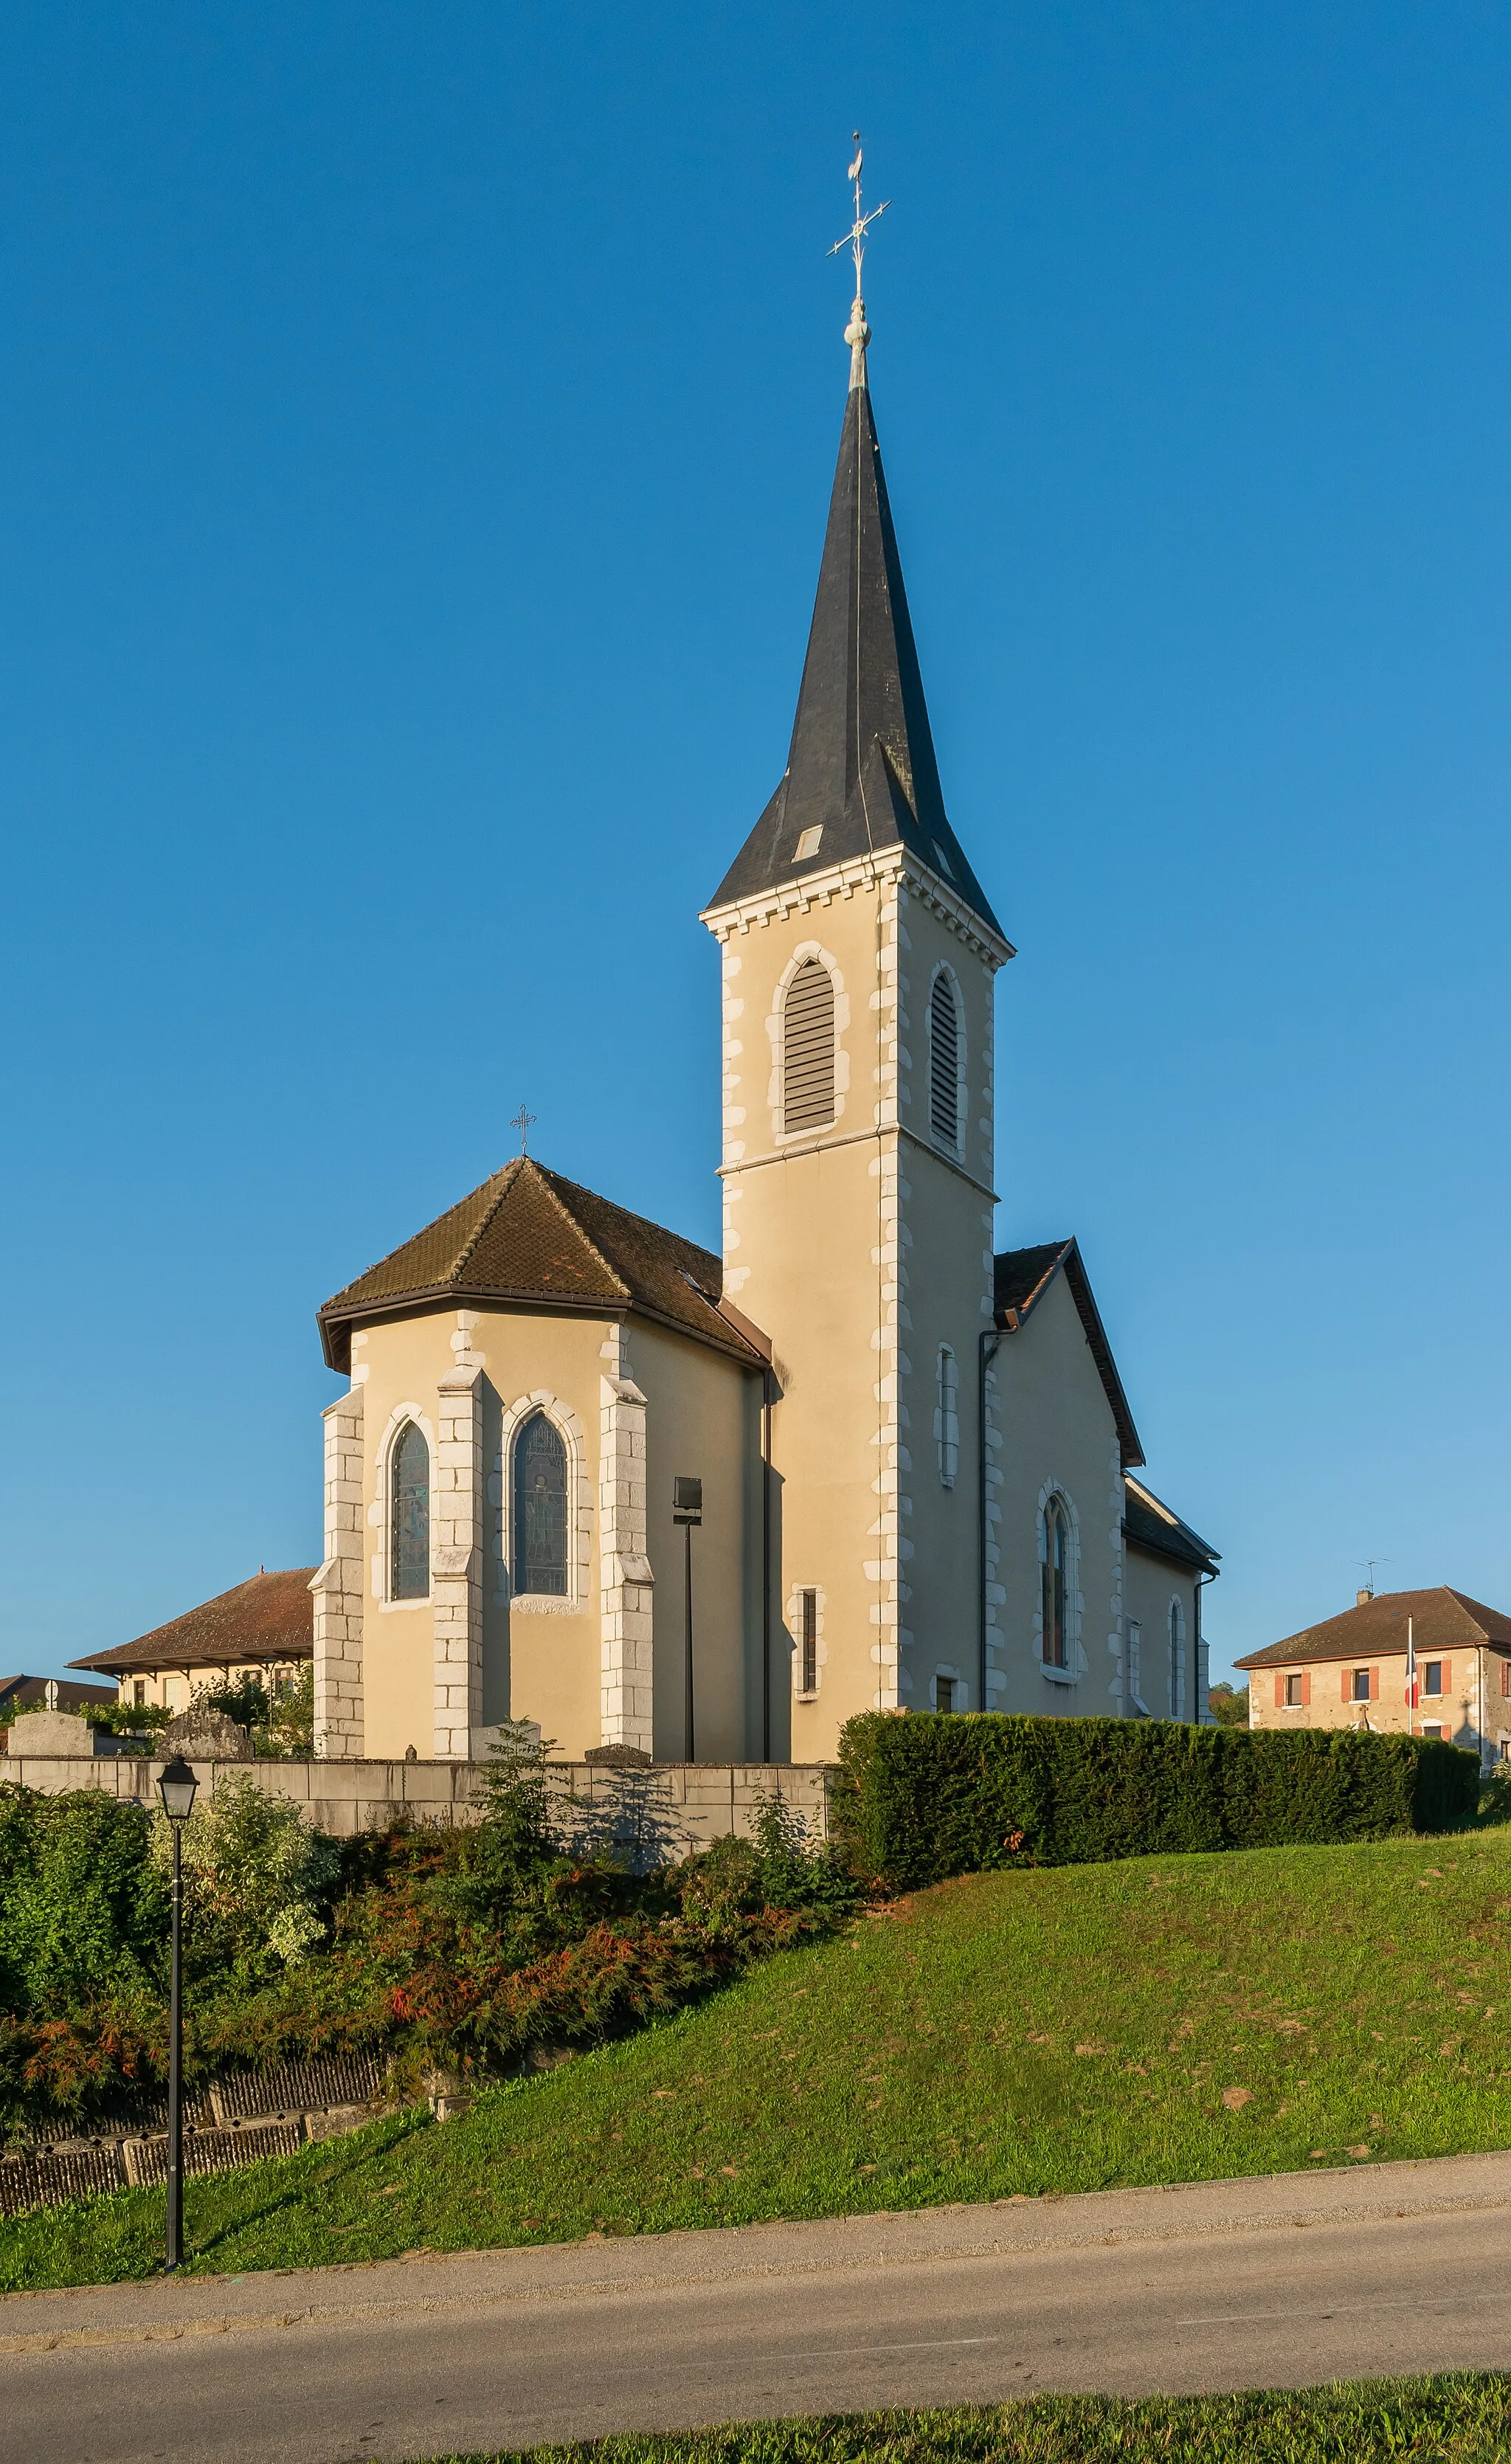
[0,1751,831,1847]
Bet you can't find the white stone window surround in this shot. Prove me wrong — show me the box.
[1034,1477,1085,1685]
[925,960,967,1159]
[788,1581,828,1701]
[370,1403,437,1611]
[496,1390,592,1614]
[1125,1617,1150,1716]
[1167,1595,1187,1719]
[934,1342,959,1488]
[766,941,851,1148]
[930,1662,967,1711]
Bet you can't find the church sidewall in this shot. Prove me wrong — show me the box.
[630,1322,760,1763]
[993,1271,1125,1718]
[1122,1542,1200,1722]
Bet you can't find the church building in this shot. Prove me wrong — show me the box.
[309,272,1218,1767]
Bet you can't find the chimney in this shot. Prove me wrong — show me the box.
[1356,1586,1374,1607]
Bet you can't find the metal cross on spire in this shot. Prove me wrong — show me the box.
[828,131,889,390]
[511,1102,536,1157]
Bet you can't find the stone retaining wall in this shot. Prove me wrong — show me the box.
[0,1750,831,1846]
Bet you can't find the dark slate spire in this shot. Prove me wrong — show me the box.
[708,330,1004,941]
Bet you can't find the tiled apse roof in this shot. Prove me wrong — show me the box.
[69,1569,317,1676]
[317,1157,766,1373]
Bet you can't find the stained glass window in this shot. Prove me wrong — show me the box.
[514,1411,568,1596]
[1041,1498,1069,1668]
[390,1421,430,1600]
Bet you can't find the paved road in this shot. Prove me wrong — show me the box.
[4,2152,1511,2463]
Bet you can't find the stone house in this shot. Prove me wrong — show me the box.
[1235,1585,1511,1768]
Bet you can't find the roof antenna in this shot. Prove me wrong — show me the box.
[829,131,890,390]
[511,1102,536,1158]
[1354,1557,1389,1603]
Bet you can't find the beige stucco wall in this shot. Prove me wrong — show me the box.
[1245,1646,1500,1760]
[336,1302,759,1763]
[992,1269,1125,1718]
[1121,1545,1202,1722]
[708,855,1005,1758]
[104,1662,305,1715]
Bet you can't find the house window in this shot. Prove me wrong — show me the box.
[390,1421,431,1600]
[1350,1668,1371,1702]
[937,1676,956,1713]
[928,971,961,1149]
[782,959,836,1135]
[1422,1722,1443,1739]
[514,1411,568,1596]
[1042,1498,1070,1669]
[1501,1660,1511,1699]
[801,1590,817,1694]
[1168,1599,1186,1718]
[1424,1660,1444,1697]
[133,1679,146,1708]
[1285,1673,1304,1708]
[935,1345,959,1487]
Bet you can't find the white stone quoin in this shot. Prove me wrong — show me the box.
[312,1385,365,1756]
[432,1365,484,1760]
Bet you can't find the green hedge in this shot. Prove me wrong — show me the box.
[830,1713,1479,1891]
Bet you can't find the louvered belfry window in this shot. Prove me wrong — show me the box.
[782,959,835,1136]
[929,973,960,1148]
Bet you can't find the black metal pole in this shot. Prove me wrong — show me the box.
[166,1820,183,2271]
[761,1370,772,1762]
[684,1518,695,1761]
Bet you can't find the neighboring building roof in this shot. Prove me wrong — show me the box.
[1122,1477,1220,1577]
[994,1238,1145,1469]
[704,371,1006,945]
[0,1675,116,1716]
[1234,1587,1511,1673]
[317,1156,769,1375]
[69,1569,317,1677]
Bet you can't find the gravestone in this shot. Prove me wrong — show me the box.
[3,1709,98,1757]
[160,1707,254,1762]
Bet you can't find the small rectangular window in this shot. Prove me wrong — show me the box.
[1501,1660,1511,1700]
[937,1677,955,1713]
[1424,1660,1443,1697]
[793,825,823,862]
[801,1591,817,1694]
[1285,1673,1304,1708]
[1351,1668,1370,1702]
[133,1680,146,1708]
[1422,1721,1443,1739]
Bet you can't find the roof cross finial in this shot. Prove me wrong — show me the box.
[511,1102,536,1157]
[828,131,889,390]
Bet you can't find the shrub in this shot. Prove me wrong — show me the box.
[830,1713,1480,1893]
[0,1787,168,2014]
[148,1775,343,1979]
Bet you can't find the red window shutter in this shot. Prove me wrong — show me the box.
[1502,1657,1511,1700]
[1369,1668,1379,1701]
[1300,1671,1311,1708]
[1442,1658,1451,1695]
[1341,1666,1352,1701]
[1275,1673,1285,1708]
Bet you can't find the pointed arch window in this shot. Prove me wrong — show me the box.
[390,1422,430,1601]
[1042,1497,1070,1669]
[1168,1598,1186,1719]
[782,959,836,1135]
[514,1411,569,1597]
[928,971,961,1149]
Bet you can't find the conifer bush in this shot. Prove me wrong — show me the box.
[829,1712,1479,1892]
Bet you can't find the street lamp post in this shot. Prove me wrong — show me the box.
[672,1477,703,1760]
[156,1753,198,2272]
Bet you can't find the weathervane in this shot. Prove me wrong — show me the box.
[828,131,889,387]
[511,1102,536,1157]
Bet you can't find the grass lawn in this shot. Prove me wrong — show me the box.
[6,1829,1511,2290]
[407,2376,1511,2460]
[401,2376,1511,2461]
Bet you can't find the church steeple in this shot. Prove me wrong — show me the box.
[707,182,1003,942]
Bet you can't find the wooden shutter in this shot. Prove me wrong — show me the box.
[1274,1672,1285,1708]
[1369,1668,1380,1700]
[1441,1658,1451,1695]
[782,962,835,1134]
[929,975,960,1145]
[1341,1666,1352,1701]
[1300,1671,1311,1707]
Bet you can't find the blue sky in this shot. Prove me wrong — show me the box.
[2,2,1508,1688]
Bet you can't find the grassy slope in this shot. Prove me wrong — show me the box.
[7,1829,1511,2290]
[421,2377,1511,2462]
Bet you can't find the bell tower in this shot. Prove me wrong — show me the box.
[702,174,1012,1754]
